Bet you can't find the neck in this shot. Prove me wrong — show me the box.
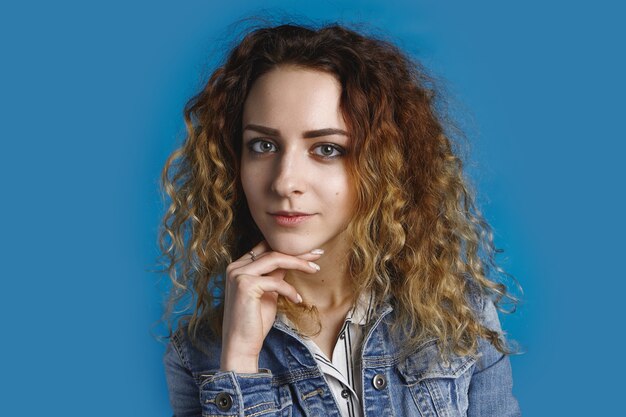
[284,240,354,311]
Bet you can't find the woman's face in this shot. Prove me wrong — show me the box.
[241,66,355,255]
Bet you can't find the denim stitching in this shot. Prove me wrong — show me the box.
[426,380,450,417]
[271,368,322,386]
[301,387,324,400]
[244,401,275,412]
[171,328,192,370]
[246,407,278,417]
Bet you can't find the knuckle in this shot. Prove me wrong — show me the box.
[268,252,294,265]
[226,271,244,285]
[226,269,237,281]
[234,274,248,286]
[262,252,279,262]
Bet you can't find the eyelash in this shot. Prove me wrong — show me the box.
[246,139,346,159]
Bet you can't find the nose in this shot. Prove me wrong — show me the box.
[270,148,307,197]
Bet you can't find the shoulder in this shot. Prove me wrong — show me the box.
[398,281,507,372]
[464,278,502,332]
[463,282,512,373]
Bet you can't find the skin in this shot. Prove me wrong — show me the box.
[220,66,357,372]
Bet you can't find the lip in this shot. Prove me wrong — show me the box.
[270,211,312,216]
[269,211,315,227]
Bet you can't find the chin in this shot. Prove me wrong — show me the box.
[264,235,316,256]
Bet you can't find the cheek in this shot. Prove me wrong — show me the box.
[242,185,262,209]
[240,168,260,209]
[325,176,354,211]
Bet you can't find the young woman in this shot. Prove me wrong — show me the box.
[160,23,521,417]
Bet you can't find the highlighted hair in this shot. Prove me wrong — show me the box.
[159,22,519,357]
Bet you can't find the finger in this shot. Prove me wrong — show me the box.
[241,274,302,304]
[233,240,272,264]
[251,248,323,263]
[293,250,325,261]
[236,241,324,264]
[249,240,271,254]
[247,242,324,262]
[233,252,321,277]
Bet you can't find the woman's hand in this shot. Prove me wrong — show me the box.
[219,240,322,373]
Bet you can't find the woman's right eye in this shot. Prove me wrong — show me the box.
[248,139,278,154]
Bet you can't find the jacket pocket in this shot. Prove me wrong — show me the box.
[396,341,476,417]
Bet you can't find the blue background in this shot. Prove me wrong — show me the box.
[1,0,623,415]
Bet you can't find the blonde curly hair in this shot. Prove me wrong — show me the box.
[159,22,519,358]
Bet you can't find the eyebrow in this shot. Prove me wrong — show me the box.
[243,124,348,139]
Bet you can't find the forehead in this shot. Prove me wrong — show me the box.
[242,66,346,131]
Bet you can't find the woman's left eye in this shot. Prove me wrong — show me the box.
[311,144,345,158]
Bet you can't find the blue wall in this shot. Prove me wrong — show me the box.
[1,0,624,415]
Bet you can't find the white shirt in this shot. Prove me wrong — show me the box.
[278,292,374,417]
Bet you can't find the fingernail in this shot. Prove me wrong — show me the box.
[308,261,320,271]
[310,248,324,255]
[297,293,303,303]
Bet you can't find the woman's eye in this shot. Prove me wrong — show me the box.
[312,144,345,158]
[248,140,277,154]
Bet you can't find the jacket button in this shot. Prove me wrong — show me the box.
[341,389,350,399]
[215,392,233,411]
[372,373,387,390]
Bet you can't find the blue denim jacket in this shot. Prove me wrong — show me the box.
[164,294,520,416]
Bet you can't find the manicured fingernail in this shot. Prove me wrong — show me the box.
[310,249,324,255]
[296,293,303,303]
[308,261,320,271]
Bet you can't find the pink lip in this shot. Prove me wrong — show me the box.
[269,212,314,226]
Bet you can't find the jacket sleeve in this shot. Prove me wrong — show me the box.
[467,296,521,417]
[163,339,202,417]
[164,336,281,417]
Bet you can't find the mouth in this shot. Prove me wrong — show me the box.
[269,211,315,226]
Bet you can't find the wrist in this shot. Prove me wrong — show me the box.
[220,353,259,373]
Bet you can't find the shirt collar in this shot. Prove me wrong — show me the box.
[346,290,374,326]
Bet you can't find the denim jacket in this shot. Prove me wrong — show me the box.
[164,293,521,417]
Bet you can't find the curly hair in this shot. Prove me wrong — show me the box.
[159,22,518,358]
